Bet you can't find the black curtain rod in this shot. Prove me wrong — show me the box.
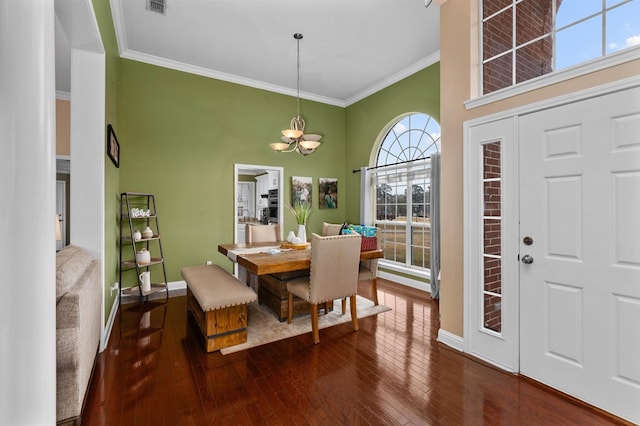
[352,156,431,173]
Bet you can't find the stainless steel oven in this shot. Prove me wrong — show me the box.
[268,189,278,223]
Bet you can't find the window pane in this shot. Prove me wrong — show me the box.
[483,52,513,94]
[606,0,640,54]
[380,223,406,263]
[484,219,502,256]
[484,180,501,217]
[484,257,502,294]
[484,293,502,332]
[411,226,430,268]
[556,15,602,70]
[556,0,602,29]
[515,35,554,83]
[484,7,513,59]
[484,0,513,19]
[483,143,501,179]
[516,0,554,46]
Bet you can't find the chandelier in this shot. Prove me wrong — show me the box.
[269,33,322,156]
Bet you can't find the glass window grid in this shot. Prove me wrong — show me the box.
[372,113,440,272]
[481,0,638,95]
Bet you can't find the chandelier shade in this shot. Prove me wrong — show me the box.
[270,33,322,156]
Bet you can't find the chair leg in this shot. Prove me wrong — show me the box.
[341,298,346,314]
[350,295,359,331]
[287,292,294,324]
[311,303,320,344]
[371,278,379,305]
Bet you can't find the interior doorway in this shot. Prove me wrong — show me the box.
[233,164,284,244]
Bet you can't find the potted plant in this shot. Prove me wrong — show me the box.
[287,200,311,242]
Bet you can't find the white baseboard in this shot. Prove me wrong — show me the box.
[437,328,464,352]
[378,270,430,293]
[101,291,120,353]
[168,280,186,291]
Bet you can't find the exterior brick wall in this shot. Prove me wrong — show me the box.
[483,0,562,94]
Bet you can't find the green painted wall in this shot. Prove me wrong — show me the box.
[111,51,439,287]
[344,64,440,223]
[117,60,346,283]
[93,0,120,323]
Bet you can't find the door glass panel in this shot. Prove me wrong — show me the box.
[482,142,502,333]
[484,293,503,332]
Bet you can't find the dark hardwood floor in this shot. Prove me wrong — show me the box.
[83,279,625,425]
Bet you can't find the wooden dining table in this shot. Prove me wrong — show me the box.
[218,242,383,321]
[217,242,383,276]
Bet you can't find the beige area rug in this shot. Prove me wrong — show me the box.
[220,296,391,354]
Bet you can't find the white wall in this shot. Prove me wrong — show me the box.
[0,0,57,423]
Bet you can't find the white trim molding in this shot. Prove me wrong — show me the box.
[466,46,640,110]
[101,290,119,352]
[437,329,464,352]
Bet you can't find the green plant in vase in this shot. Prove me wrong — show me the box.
[287,200,311,243]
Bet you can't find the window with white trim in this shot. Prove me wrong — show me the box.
[370,113,440,273]
[482,0,640,95]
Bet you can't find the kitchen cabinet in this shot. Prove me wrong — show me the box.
[255,174,269,196]
[267,171,279,190]
[237,224,246,244]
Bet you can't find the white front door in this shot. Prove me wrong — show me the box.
[519,86,640,423]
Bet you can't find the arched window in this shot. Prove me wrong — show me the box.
[369,113,441,277]
[376,113,440,166]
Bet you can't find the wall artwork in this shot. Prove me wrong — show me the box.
[319,178,337,209]
[291,176,312,206]
[107,124,120,168]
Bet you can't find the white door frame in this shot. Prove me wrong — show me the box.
[464,75,640,419]
[464,116,519,372]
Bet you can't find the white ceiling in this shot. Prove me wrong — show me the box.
[56,0,440,107]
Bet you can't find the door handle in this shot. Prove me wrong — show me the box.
[521,254,534,264]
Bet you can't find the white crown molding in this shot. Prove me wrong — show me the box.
[56,91,71,101]
[345,51,441,107]
[121,49,347,107]
[110,0,128,56]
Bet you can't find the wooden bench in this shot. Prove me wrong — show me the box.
[181,264,257,352]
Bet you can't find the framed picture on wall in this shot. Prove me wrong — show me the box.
[319,178,337,209]
[107,124,120,168]
[291,176,312,205]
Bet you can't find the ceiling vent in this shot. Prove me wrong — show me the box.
[147,0,166,14]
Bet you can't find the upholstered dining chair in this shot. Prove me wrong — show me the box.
[245,224,280,244]
[357,232,380,305]
[286,233,362,344]
[323,223,380,307]
[321,221,343,237]
[241,224,280,291]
